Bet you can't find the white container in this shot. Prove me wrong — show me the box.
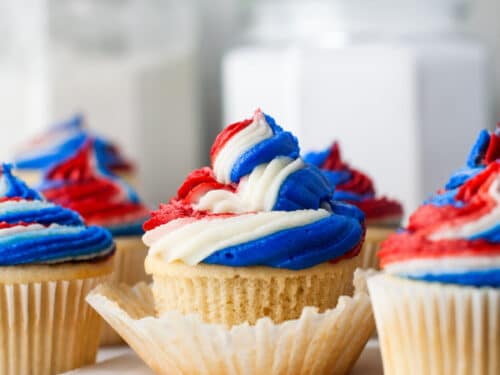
[0,0,200,206]
[223,0,490,217]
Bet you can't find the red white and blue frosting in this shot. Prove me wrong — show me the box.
[304,142,403,226]
[38,140,149,237]
[14,114,134,175]
[143,110,365,270]
[380,126,500,287]
[0,164,114,265]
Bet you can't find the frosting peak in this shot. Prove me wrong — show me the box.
[144,111,365,271]
[304,142,403,226]
[380,126,500,287]
[211,109,300,184]
[0,164,114,265]
[38,140,149,236]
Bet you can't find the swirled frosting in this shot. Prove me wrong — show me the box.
[14,114,134,174]
[304,142,403,226]
[144,110,365,270]
[0,164,114,265]
[38,140,149,236]
[379,126,500,287]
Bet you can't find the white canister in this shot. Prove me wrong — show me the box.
[223,0,490,217]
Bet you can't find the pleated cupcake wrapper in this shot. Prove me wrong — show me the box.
[101,236,150,346]
[0,277,106,375]
[150,258,360,327]
[87,269,376,375]
[360,227,396,269]
[368,274,500,375]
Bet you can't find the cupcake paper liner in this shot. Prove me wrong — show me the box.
[87,269,375,375]
[146,256,360,326]
[0,276,106,375]
[101,236,150,346]
[360,227,396,269]
[368,274,500,375]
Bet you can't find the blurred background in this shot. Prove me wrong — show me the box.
[0,0,499,219]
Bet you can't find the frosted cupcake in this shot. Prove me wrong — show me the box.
[14,114,136,187]
[144,110,366,326]
[305,142,403,268]
[368,127,499,375]
[86,110,375,375]
[0,163,114,375]
[37,139,150,345]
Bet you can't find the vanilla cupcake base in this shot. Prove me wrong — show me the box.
[360,227,396,269]
[368,274,500,375]
[114,171,139,191]
[146,255,361,326]
[87,270,375,375]
[13,170,42,188]
[0,258,113,375]
[100,236,150,346]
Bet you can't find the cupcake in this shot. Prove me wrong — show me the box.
[13,114,137,187]
[305,142,403,269]
[144,110,366,325]
[87,110,375,375]
[0,163,114,375]
[37,139,150,345]
[368,126,499,375]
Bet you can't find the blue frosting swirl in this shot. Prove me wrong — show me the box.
[14,114,132,174]
[0,164,114,265]
[425,129,495,208]
[274,164,334,211]
[229,114,300,183]
[204,206,363,270]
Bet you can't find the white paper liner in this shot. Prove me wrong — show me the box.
[101,236,150,346]
[87,269,375,375]
[0,277,106,375]
[368,274,500,375]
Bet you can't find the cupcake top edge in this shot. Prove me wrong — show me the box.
[14,114,134,173]
[304,142,403,226]
[379,126,500,288]
[0,163,114,266]
[144,110,365,271]
[38,139,149,236]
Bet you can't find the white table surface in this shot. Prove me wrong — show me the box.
[65,339,383,374]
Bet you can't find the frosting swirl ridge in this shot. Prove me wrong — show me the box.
[304,142,403,225]
[14,114,134,174]
[0,164,114,265]
[38,140,149,236]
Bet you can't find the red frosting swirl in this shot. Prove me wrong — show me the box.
[143,167,237,231]
[320,142,403,224]
[379,162,500,268]
[40,140,149,228]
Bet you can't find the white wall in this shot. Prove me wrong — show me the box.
[466,0,500,122]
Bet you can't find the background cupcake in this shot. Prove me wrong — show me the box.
[368,126,499,375]
[13,114,137,187]
[305,142,403,269]
[37,139,150,345]
[0,163,115,375]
